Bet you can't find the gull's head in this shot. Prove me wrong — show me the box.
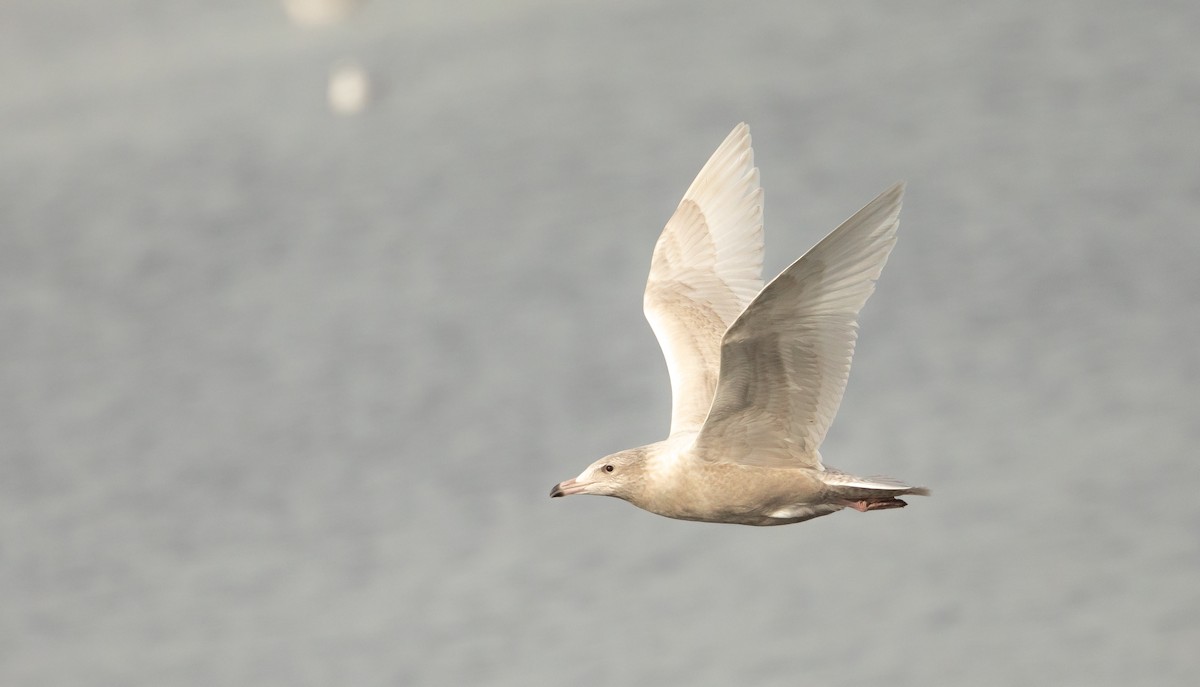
[550,448,648,501]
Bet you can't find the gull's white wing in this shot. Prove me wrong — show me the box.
[644,123,765,437]
[694,183,904,468]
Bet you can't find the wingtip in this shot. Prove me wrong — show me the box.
[861,181,905,221]
[722,123,751,151]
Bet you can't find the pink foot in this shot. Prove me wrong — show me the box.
[838,498,908,512]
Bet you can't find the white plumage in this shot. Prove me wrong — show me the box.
[552,124,927,526]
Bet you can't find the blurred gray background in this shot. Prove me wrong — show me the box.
[3,1,1198,685]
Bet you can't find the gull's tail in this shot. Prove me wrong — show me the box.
[821,471,930,511]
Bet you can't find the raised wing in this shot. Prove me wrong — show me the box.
[644,123,765,437]
[693,183,904,468]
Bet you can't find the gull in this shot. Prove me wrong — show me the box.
[550,124,928,526]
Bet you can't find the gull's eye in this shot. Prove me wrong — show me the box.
[603,464,614,473]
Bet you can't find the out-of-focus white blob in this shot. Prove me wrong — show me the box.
[328,61,370,114]
[282,0,362,27]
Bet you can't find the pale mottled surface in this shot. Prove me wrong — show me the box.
[644,123,762,436]
[2,1,1198,685]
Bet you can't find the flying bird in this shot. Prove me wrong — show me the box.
[550,123,927,526]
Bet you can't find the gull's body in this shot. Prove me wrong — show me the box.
[551,124,927,526]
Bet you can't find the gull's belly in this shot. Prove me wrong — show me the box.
[642,462,841,526]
